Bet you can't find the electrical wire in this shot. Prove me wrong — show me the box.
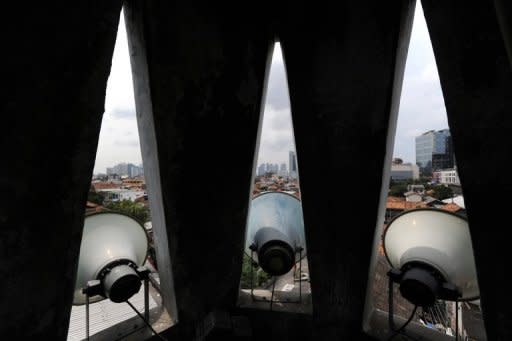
[270,277,276,311]
[387,306,418,341]
[126,299,168,341]
[387,275,419,341]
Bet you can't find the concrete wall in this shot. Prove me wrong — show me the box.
[0,2,123,338]
[1,0,511,340]
[422,1,512,339]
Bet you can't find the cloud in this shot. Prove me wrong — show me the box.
[254,43,296,166]
[256,106,295,165]
[93,12,142,174]
[265,62,290,111]
[113,139,140,147]
[110,108,136,120]
[94,110,142,173]
[95,5,449,174]
[392,2,449,163]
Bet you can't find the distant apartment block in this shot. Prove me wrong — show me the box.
[279,163,288,177]
[390,162,419,180]
[98,188,146,202]
[257,163,279,176]
[106,162,144,177]
[415,129,454,174]
[433,168,461,185]
[391,158,420,181]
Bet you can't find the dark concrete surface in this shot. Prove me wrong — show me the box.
[422,1,512,340]
[279,1,414,338]
[125,1,273,338]
[0,2,123,339]
[126,0,413,338]
[1,0,511,340]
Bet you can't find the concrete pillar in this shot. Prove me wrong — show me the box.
[422,1,512,339]
[124,1,272,336]
[0,2,123,339]
[279,0,415,338]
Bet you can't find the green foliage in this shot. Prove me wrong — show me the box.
[389,177,432,197]
[104,199,150,224]
[87,191,105,205]
[431,185,453,200]
[389,182,408,197]
[240,253,270,289]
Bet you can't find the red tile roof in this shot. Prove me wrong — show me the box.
[440,203,462,212]
[386,197,426,210]
[92,182,120,191]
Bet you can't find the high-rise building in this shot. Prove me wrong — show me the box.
[257,163,266,176]
[257,162,281,176]
[279,163,287,177]
[129,164,144,177]
[415,129,454,174]
[289,151,298,178]
[267,163,279,174]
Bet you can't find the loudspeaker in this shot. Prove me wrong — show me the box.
[383,208,479,306]
[73,212,149,305]
[245,192,306,276]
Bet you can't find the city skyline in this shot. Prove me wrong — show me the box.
[94,3,448,174]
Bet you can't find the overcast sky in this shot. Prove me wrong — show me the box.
[93,3,448,174]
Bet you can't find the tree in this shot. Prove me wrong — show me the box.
[87,191,105,205]
[104,199,150,224]
[431,185,453,200]
[389,182,408,197]
[240,253,270,289]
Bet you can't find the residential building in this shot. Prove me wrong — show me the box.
[105,162,144,177]
[101,188,146,202]
[433,168,460,186]
[407,184,425,193]
[390,162,419,180]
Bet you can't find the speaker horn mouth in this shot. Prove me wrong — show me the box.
[258,242,295,276]
[399,265,442,307]
[98,260,141,303]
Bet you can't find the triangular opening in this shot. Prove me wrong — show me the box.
[237,42,312,313]
[67,12,174,340]
[367,3,486,340]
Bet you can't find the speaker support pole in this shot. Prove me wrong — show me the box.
[80,267,151,340]
[136,266,152,331]
[82,279,102,341]
[85,292,89,341]
[144,275,150,322]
